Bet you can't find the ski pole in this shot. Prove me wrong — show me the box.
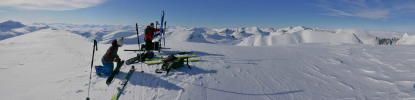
[163,21,167,47]
[156,21,159,30]
[140,52,144,72]
[86,40,98,100]
[136,23,140,49]
[155,21,159,51]
[141,61,144,73]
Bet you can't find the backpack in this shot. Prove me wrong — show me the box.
[161,55,183,71]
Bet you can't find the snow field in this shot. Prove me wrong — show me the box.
[1,22,415,99]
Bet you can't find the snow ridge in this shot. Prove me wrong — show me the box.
[0,20,49,40]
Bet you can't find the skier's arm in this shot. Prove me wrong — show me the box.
[153,28,161,37]
[113,46,120,62]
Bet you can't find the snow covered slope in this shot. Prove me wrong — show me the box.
[398,33,415,45]
[0,29,93,99]
[2,24,415,100]
[0,20,48,40]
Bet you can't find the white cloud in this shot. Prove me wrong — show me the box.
[326,8,390,19]
[354,9,390,19]
[0,0,106,11]
[324,8,353,17]
[318,0,415,19]
[338,0,368,8]
[395,3,415,10]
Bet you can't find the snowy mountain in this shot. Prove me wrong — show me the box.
[30,23,412,46]
[0,20,49,40]
[182,26,406,46]
[2,21,415,100]
[33,23,141,44]
[0,20,25,32]
[3,21,413,46]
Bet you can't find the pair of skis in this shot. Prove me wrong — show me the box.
[104,61,136,100]
[145,55,201,65]
[111,66,135,100]
[106,60,125,85]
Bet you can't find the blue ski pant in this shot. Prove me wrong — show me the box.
[98,61,114,76]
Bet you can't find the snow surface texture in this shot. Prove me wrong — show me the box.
[2,21,415,100]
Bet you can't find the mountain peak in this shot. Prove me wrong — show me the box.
[0,20,25,32]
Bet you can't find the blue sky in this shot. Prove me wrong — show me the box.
[0,0,414,32]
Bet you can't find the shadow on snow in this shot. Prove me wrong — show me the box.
[173,65,217,76]
[206,88,304,96]
[114,71,183,90]
[112,64,217,90]
[167,77,304,96]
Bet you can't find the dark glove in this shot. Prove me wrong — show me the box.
[114,57,121,62]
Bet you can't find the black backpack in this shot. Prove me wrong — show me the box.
[161,55,180,71]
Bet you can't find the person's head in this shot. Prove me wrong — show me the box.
[111,37,124,47]
[150,23,154,27]
[111,40,117,46]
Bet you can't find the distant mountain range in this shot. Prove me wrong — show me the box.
[1,20,413,45]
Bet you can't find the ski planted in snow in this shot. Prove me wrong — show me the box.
[155,11,165,37]
[106,60,125,85]
[135,23,140,49]
[111,66,135,100]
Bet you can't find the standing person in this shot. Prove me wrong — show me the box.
[144,23,160,50]
[99,38,123,76]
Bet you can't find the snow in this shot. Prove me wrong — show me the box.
[0,20,48,40]
[397,33,415,45]
[0,29,92,99]
[2,21,415,99]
